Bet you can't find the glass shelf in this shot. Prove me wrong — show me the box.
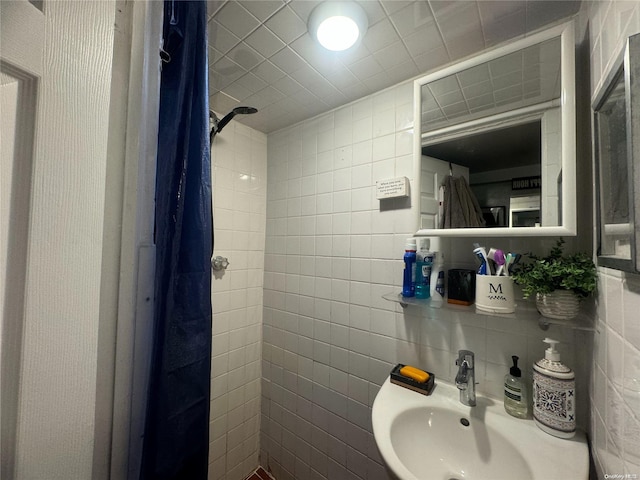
[536,313,595,331]
[382,292,445,309]
[382,292,595,331]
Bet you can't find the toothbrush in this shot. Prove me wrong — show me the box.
[507,253,522,275]
[503,253,513,276]
[493,249,506,276]
[473,246,489,275]
[486,247,501,275]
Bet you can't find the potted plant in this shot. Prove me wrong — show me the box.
[512,238,597,319]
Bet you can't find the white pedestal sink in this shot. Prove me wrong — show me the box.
[372,378,589,480]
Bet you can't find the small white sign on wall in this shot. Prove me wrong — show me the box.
[376,177,410,200]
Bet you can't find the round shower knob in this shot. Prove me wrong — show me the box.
[212,256,229,271]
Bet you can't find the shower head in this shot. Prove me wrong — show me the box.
[231,106,258,115]
[216,106,258,133]
[209,106,258,143]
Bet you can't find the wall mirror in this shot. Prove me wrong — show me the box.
[413,22,576,237]
[593,32,640,272]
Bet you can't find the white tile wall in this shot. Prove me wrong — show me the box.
[591,268,640,479]
[260,77,593,480]
[209,120,267,480]
[585,2,640,478]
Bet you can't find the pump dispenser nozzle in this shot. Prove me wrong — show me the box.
[543,338,561,361]
[510,355,521,377]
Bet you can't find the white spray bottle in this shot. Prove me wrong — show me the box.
[429,237,445,299]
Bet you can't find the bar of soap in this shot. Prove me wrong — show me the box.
[399,365,430,384]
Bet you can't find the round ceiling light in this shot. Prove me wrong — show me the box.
[308,2,368,52]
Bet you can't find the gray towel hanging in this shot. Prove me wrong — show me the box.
[440,175,486,228]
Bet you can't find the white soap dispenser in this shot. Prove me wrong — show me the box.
[532,338,576,438]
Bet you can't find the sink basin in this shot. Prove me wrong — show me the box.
[372,378,588,480]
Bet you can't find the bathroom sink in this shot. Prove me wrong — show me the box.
[372,378,588,480]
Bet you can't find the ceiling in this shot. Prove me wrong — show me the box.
[207,0,581,134]
[421,36,561,131]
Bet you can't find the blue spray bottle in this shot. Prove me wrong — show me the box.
[402,238,417,297]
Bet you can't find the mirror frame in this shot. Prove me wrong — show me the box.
[593,32,640,273]
[413,21,576,237]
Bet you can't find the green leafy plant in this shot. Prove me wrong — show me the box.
[512,238,597,299]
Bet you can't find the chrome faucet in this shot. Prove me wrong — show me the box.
[455,350,476,406]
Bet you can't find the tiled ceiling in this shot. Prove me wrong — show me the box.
[207,0,581,134]
[421,35,562,132]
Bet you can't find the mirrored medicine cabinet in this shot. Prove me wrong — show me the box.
[412,21,576,237]
[593,32,640,273]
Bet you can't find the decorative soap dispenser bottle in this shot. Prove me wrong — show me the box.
[532,338,576,438]
[504,355,527,418]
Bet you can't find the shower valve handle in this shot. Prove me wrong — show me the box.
[212,256,229,271]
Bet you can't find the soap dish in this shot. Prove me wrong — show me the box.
[390,364,435,396]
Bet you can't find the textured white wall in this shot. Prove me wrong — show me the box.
[209,120,268,480]
[13,1,116,478]
[583,1,640,478]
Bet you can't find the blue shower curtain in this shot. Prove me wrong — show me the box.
[141,1,212,478]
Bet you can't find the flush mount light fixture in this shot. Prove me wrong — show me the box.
[308,1,368,52]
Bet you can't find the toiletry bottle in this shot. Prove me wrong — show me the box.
[428,237,444,299]
[402,239,417,297]
[504,355,528,418]
[532,338,576,438]
[430,251,445,298]
[415,239,433,299]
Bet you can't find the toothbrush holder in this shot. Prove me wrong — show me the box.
[475,275,515,314]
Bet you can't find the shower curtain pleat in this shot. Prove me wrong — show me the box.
[140,1,212,479]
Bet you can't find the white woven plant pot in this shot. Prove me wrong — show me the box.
[535,290,580,319]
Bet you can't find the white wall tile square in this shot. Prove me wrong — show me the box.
[370,235,395,260]
[331,257,350,280]
[350,259,371,283]
[331,213,351,235]
[370,259,395,286]
[317,131,334,155]
[350,187,373,212]
[332,191,351,213]
[330,346,349,371]
[331,235,351,257]
[352,117,373,143]
[333,167,352,192]
[352,140,373,166]
[331,279,350,303]
[315,193,332,215]
[316,172,333,194]
[371,135,395,162]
